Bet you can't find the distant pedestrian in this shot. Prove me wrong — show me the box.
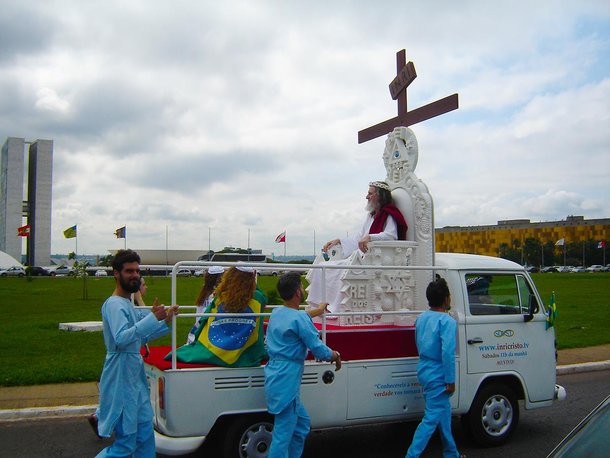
[93,249,178,457]
[132,275,148,306]
[405,277,465,458]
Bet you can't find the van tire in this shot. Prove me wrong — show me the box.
[462,382,519,446]
[223,414,274,458]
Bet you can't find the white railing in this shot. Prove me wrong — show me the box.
[163,261,442,370]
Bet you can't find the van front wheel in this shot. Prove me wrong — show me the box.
[224,414,274,458]
[462,382,519,446]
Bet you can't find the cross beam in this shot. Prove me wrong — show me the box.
[358,49,459,144]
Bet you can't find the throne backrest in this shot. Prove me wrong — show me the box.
[337,127,435,324]
[391,188,415,242]
[383,126,434,263]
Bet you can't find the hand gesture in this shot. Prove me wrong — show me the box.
[165,304,179,324]
[332,350,342,371]
[307,302,329,318]
[151,297,167,321]
[323,239,340,253]
[358,235,371,253]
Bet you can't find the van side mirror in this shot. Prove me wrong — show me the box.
[523,294,539,323]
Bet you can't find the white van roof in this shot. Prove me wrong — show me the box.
[435,252,524,271]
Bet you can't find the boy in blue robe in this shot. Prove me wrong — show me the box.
[406,277,465,458]
[264,272,341,458]
[95,249,178,457]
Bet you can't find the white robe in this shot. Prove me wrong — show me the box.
[306,213,398,313]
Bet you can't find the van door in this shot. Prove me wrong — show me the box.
[463,272,556,403]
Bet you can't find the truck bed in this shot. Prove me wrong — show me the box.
[143,323,418,370]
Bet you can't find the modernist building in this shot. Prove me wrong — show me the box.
[436,215,609,262]
[0,137,53,266]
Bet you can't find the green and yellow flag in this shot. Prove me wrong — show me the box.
[63,225,77,239]
[546,291,557,330]
[169,289,267,367]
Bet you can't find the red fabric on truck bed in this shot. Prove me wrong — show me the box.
[143,324,418,371]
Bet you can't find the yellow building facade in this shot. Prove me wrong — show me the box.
[435,216,610,257]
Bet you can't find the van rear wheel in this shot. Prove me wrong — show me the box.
[462,382,519,446]
[224,414,274,458]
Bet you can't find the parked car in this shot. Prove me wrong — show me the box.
[586,264,603,272]
[541,266,558,273]
[603,264,610,272]
[51,265,74,276]
[176,269,192,277]
[570,266,586,273]
[257,269,279,276]
[525,266,540,273]
[0,266,26,277]
[25,266,51,276]
[95,269,108,277]
[547,395,610,457]
[193,269,205,277]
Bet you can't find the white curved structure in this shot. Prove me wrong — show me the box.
[312,127,435,325]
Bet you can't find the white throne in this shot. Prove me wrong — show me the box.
[326,127,435,326]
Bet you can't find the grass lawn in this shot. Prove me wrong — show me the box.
[0,273,608,387]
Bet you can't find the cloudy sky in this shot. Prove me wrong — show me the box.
[2,0,609,258]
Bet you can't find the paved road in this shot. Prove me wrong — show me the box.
[0,370,608,457]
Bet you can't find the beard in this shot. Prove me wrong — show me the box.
[365,200,375,213]
[119,274,141,294]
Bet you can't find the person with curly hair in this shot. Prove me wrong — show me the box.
[171,264,267,367]
[186,266,224,344]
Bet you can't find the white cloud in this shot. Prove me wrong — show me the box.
[1,0,609,257]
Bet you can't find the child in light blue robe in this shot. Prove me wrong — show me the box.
[264,273,341,458]
[406,277,464,458]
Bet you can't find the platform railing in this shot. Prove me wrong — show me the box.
[163,261,446,370]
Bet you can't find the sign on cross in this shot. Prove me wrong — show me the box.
[358,49,459,144]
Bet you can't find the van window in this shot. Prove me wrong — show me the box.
[466,274,531,315]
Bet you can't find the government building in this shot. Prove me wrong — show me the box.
[435,216,609,265]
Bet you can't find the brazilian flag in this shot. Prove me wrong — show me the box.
[546,291,557,330]
[168,288,267,367]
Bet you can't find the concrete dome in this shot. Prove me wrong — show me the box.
[0,251,23,269]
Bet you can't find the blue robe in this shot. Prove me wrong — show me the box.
[97,296,169,439]
[406,310,460,458]
[264,307,333,458]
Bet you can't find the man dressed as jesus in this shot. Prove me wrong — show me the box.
[306,181,408,315]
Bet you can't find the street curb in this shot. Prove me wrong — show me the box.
[0,404,97,422]
[556,360,610,375]
[1,361,608,421]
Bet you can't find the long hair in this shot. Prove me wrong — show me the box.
[375,187,393,212]
[214,267,256,312]
[195,271,223,306]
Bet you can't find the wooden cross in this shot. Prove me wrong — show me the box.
[358,49,459,144]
